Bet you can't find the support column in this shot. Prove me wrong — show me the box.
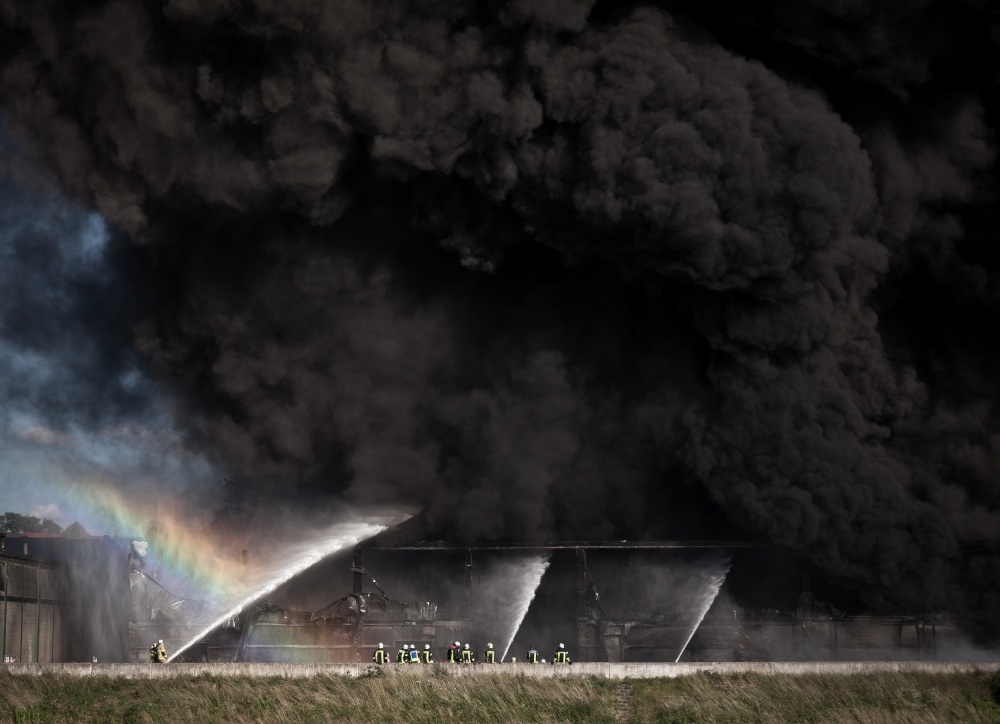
[2,562,7,661]
[35,564,40,663]
[351,548,363,596]
[576,548,587,620]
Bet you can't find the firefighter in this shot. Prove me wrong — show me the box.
[553,642,571,664]
[526,644,539,664]
[155,640,168,663]
[448,641,460,664]
[397,644,408,663]
[420,644,433,664]
[460,642,475,664]
[409,644,420,664]
[372,642,388,665]
[149,642,157,663]
[483,642,496,664]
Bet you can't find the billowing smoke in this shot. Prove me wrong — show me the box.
[0,1,998,625]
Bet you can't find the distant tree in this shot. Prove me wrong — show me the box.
[0,512,30,532]
[62,521,89,538]
[37,518,63,534]
[0,512,63,534]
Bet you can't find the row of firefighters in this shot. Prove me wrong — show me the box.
[373,641,571,665]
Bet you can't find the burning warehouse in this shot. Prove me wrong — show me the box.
[1,0,1000,669]
[0,526,992,665]
[137,540,991,665]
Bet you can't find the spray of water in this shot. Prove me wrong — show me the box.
[497,555,549,662]
[168,517,404,660]
[675,561,730,662]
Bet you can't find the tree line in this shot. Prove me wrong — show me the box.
[0,512,89,538]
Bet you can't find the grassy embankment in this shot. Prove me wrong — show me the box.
[1,669,999,723]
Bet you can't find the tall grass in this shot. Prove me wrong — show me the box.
[628,671,1000,723]
[0,670,997,723]
[0,671,617,724]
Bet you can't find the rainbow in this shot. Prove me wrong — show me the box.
[56,477,246,601]
[47,472,411,661]
[24,467,407,612]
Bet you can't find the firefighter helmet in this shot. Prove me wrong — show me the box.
[454,641,460,646]
[464,643,470,649]
[378,643,384,649]
[487,642,493,649]
[558,643,565,649]
[403,644,409,650]
[424,644,430,650]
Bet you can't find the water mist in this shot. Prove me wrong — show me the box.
[480,555,551,663]
[675,560,731,662]
[169,516,405,660]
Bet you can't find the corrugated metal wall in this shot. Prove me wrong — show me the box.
[1,558,62,663]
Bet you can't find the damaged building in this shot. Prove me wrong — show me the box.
[133,547,478,663]
[0,534,991,664]
[158,543,987,664]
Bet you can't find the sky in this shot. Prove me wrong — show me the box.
[0,0,998,627]
[0,166,218,531]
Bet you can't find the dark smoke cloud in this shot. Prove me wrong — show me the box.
[1,0,999,623]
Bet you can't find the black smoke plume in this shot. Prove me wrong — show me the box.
[1,0,998,627]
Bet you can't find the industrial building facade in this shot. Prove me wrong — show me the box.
[0,536,992,664]
[0,553,63,663]
[1,534,130,664]
[164,544,983,664]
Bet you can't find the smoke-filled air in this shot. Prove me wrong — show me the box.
[1,0,999,635]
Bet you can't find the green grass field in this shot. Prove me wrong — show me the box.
[1,670,999,723]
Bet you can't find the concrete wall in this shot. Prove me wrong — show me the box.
[2,661,998,679]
